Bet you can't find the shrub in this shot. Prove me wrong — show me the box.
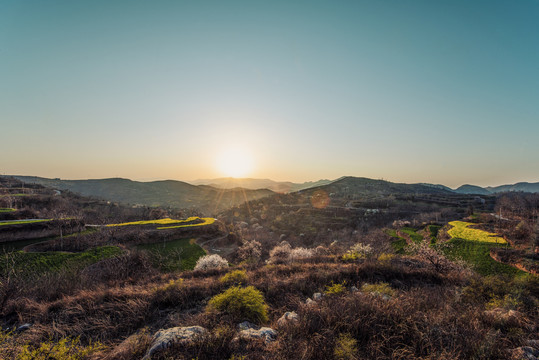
[16,336,104,360]
[377,253,394,263]
[194,254,228,271]
[361,282,396,297]
[158,278,184,292]
[408,241,464,273]
[289,247,314,261]
[236,240,262,263]
[220,270,247,286]
[325,282,347,296]
[486,294,521,310]
[207,286,268,324]
[268,242,292,263]
[342,242,373,261]
[334,333,358,360]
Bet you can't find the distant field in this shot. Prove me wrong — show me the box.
[448,221,506,244]
[106,216,215,229]
[427,225,441,243]
[401,227,423,243]
[137,238,205,271]
[0,246,122,274]
[386,229,407,254]
[444,238,521,276]
[446,221,520,276]
[157,217,215,229]
[0,219,52,226]
[0,208,15,213]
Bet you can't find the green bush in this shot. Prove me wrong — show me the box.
[325,282,347,296]
[486,294,521,310]
[16,336,103,360]
[220,270,247,286]
[377,253,395,263]
[361,282,396,297]
[207,286,268,324]
[334,333,358,360]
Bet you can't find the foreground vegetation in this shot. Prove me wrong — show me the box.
[0,176,537,359]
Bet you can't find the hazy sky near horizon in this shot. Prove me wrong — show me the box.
[1,0,538,188]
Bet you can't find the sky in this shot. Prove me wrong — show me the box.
[1,0,538,188]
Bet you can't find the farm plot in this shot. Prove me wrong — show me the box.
[137,238,205,271]
[448,221,506,244]
[445,221,521,276]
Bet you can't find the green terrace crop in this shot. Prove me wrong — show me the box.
[0,219,52,226]
[385,229,407,254]
[400,227,423,243]
[106,216,215,229]
[445,221,521,276]
[137,238,205,271]
[0,246,122,275]
[448,221,506,244]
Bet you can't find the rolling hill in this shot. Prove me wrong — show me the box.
[454,182,539,194]
[303,176,455,196]
[13,176,274,214]
[189,177,333,193]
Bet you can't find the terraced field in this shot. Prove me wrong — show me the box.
[447,221,506,244]
[106,216,215,229]
[137,238,205,271]
[446,221,521,276]
[386,229,407,254]
[0,219,52,226]
[0,246,122,275]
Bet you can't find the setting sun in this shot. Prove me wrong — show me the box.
[215,146,254,178]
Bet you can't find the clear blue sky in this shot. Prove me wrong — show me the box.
[1,0,538,188]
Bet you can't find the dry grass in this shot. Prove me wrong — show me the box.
[0,253,536,359]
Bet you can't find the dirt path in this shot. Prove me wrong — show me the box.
[195,233,237,258]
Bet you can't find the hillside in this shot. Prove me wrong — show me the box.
[454,182,539,194]
[303,176,455,196]
[488,182,539,193]
[1,175,537,359]
[13,176,274,214]
[190,177,333,193]
[455,184,492,195]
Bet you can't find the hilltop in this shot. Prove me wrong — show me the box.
[13,176,274,214]
[189,177,334,193]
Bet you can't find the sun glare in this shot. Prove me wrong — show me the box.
[216,147,254,178]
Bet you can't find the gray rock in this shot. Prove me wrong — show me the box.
[238,327,277,343]
[276,311,299,327]
[305,298,316,306]
[522,346,539,357]
[238,321,257,331]
[350,286,359,293]
[16,323,32,333]
[143,326,207,360]
[313,292,323,301]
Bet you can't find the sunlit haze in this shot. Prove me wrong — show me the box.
[216,146,254,178]
[1,1,538,188]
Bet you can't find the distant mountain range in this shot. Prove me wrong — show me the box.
[454,182,539,195]
[189,177,333,193]
[10,176,539,214]
[13,176,274,214]
[192,177,539,195]
[302,176,455,196]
